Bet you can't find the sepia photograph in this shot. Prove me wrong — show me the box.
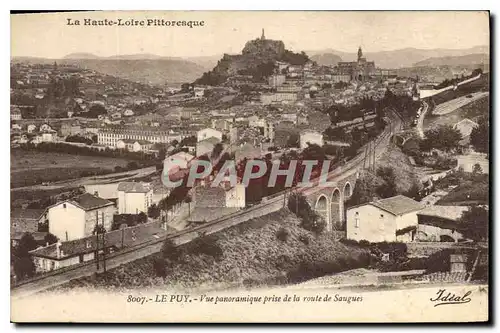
[9,10,490,323]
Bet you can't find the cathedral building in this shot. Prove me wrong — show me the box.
[336,47,376,82]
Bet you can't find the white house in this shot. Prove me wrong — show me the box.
[225,183,246,208]
[39,124,53,132]
[346,195,425,243]
[196,137,221,157]
[197,128,223,143]
[194,87,206,98]
[27,124,37,133]
[116,139,153,152]
[300,130,324,149]
[163,151,195,174]
[456,152,489,174]
[123,109,134,117]
[47,193,115,242]
[117,182,153,215]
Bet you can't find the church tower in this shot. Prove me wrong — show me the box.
[261,28,265,40]
[357,46,363,62]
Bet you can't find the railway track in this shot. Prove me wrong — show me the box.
[11,112,402,299]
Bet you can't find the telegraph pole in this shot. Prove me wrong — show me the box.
[102,212,106,273]
[95,211,99,271]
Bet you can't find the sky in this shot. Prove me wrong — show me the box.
[11,11,490,59]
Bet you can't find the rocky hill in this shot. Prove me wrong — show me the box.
[194,35,309,85]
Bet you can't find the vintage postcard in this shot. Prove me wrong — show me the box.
[10,11,489,323]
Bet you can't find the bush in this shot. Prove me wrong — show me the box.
[161,239,181,262]
[188,235,223,259]
[298,234,310,245]
[153,257,167,277]
[340,238,355,246]
[359,240,371,247]
[276,227,290,242]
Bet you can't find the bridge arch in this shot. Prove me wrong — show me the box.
[330,188,342,230]
[315,194,330,231]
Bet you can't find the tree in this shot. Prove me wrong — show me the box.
[43,233,58,245]
[161,239,181,262]
[87,104,107,118]
[147,204,161,219]
[422,125,462,152]
[288,192,325,234]
[12,233,38,280]
[473,163,483,174]
[459,206,488,241]
[470,117,489,154]
[127,161,139,170]
[376,166,397,198]
[286,133,299,148]
[347,172,385,207]
[153,257,167,277]
[211,143,224,160]
[405,182,422,201]
[93,224,106,235]
[137,212,148,224]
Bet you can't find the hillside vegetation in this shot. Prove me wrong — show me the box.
[57,209,370,291]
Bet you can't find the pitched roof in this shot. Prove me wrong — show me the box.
[198,137,221,145]
[67,193,113,211]
[370,195,425,216]
[117,182,151,193]
[168,151,195,162]
[11,209,45,220]
[30,222,168,260]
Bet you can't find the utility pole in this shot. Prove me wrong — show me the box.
[95,211,99,271]
[102,212,106,273]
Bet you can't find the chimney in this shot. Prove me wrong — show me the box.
[56,241,62,259]
[94,191,99,197]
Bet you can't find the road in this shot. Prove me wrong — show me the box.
[432,91,489,116]
[416,101,429,139]
[11,166,158,191]
[11,112,402,299]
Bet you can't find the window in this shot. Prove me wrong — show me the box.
[86,240,92,249]
[63,203,66,208]
[380,214,384,218]
[354,212,360,228]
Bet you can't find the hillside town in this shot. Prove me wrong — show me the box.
[11,28,489,298]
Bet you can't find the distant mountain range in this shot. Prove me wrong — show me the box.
[12,45,488,85]
[309,53,343,66]
[306,45,489,68]
[412,53,489,67]
[12,53,216,86]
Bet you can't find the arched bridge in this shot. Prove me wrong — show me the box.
[303,172,359,232]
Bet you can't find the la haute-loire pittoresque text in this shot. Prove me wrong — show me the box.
[67,18,205,28]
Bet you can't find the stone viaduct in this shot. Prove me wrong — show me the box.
[303,171,359,232]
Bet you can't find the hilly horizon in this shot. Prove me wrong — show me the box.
[412,53,489,67]
[306,45,489,68]
[12,44,489,85]
[12,54,214,86]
